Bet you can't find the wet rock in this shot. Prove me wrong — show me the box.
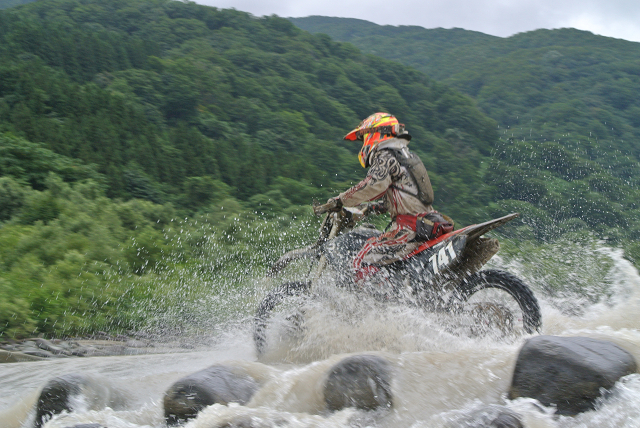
[0,343,18,351]
[23,348,55,358]
[64,425,106,428]
[0,334,167,362]
[489,412,523,428]
[164,365,260,425]
[0,349,44,363]
[69,348,88,357]
[35,375,84,428]
[34,373,127,428]
[214,415,289,428]
[509,335,637,415]
[216,416,261,428]
[323,354,393,412]
[100,344,126,355]
[457,405,523,428]
[36,338,72,356]
[125,339,149,348]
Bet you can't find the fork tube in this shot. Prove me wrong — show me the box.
[310,213,340,283]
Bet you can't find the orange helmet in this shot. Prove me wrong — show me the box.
[344,113,406,167]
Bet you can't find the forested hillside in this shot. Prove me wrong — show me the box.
[292,17,640,246]
[0,0,496,216]
[0,0,498,338]
[289,16,499,80]
[3,1,640,340]
[0,0,35,9]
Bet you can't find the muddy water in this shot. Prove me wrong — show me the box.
[2,245,640,428]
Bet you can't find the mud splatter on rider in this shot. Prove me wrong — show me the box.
[327,112,453,282]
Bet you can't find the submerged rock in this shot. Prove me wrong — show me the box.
[34,374,126,428]
[163,365,260,425]
[489,412,523,428]
[323,354,393,412]
[456,405,523,428]
[509,335,637,415]
[215,415,263,428]
[64,425,106,428]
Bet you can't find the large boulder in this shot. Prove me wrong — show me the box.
[35,374,126,428]
[509,335,637,415]
[323,354,393,412]
[163,365,260,425]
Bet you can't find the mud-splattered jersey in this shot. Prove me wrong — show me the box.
[338,148,433,218]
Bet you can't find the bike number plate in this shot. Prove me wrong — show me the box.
[427,236,466,275]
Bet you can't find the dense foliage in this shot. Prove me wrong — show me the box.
[0,0,35,9]
[0,0,497,217]
[289,16,498,81]
[0,136,317,338]
[292,17,640,252]
[3,2,639,339]
[0,0,500,339]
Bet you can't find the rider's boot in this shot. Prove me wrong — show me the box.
[354,265,380,286]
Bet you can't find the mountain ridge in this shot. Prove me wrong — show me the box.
[291,15,640,248]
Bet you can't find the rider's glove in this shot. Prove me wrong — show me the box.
[327,197,343,212]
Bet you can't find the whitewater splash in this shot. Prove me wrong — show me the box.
[2,240,640,428]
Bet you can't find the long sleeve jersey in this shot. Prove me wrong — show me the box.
[338,141,434,219]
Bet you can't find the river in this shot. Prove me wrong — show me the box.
[2,241,640,428]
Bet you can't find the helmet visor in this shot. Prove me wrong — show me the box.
[344,124,403,141]
[344,127,360,141]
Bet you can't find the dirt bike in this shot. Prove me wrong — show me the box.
[253,201,542,355]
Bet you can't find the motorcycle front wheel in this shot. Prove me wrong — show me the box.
[253,281,311,356]
[448,269,542,337]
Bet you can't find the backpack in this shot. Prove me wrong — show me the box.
[389,148,434,206]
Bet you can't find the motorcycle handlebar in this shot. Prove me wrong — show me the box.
[313,201,371,219]
[313,199,340,216]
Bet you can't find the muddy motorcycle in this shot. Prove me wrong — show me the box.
[254,202,542,355]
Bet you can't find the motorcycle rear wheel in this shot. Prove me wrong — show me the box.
[253,281,311,356]
[449,269,542,336]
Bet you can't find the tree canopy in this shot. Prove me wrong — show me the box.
[0,0,500,339]
[4,2,640,339]
[292,16,640,248]
[0,0,497,220]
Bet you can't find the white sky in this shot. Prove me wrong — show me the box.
[193,0,640,43]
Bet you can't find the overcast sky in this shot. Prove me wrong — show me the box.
[194,0,640,43]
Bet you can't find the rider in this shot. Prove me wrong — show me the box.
[328,112,453,283]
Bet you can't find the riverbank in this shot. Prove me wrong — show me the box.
[0,332,201,363]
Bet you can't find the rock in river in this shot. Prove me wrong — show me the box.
[63,425,106,428]
[164,365,260,425]
[35,373,126,428]
[323,354,393,412]
[458,404,523,428]
[509,335,637,415]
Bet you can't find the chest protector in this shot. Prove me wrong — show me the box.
[389,147,434,206]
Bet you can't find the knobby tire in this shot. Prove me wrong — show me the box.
[253,281,310,356]
[451,269,542,334]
